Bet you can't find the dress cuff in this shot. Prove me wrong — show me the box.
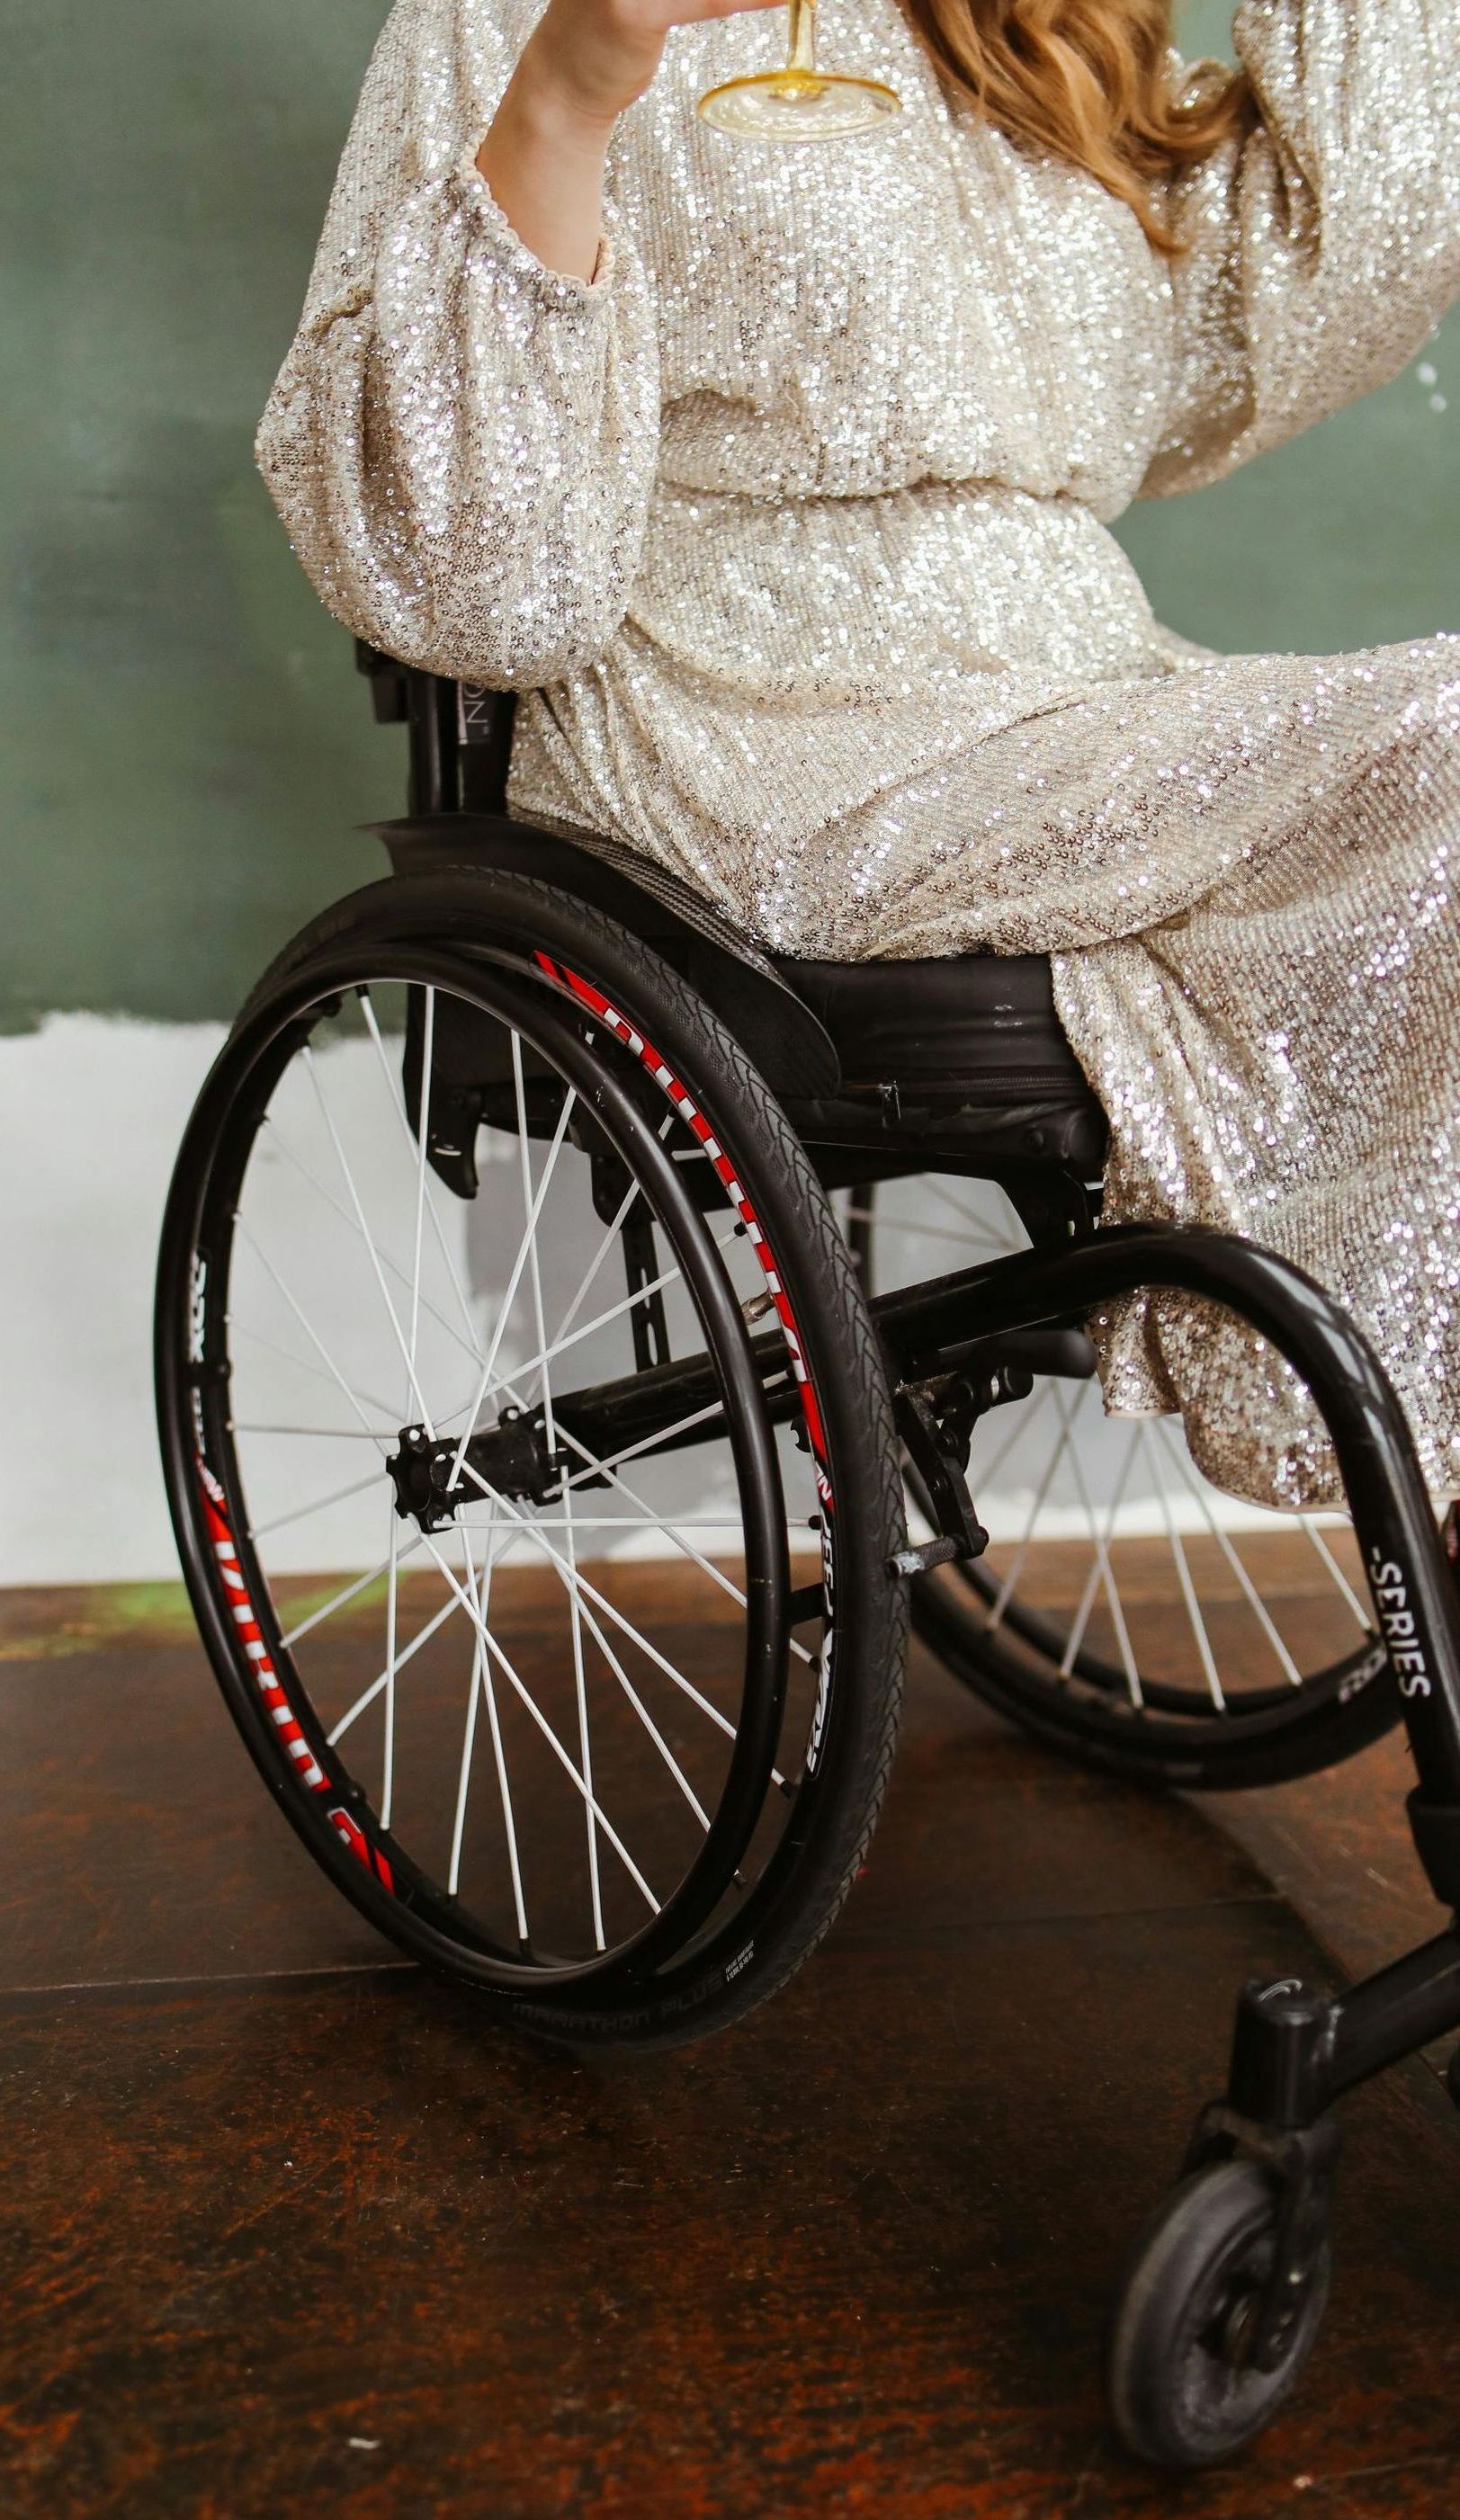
[452,143,616,311]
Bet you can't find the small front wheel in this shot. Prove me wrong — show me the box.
[1107,2158,1330,2469]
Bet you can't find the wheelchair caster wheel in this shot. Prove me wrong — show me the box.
[1107,2159,1331,2469]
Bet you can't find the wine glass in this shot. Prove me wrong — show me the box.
[697,0,902,140]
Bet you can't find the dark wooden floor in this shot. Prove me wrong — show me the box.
[3,1566,1459,2518]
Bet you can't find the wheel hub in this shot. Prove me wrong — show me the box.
[387,1409,567,1531]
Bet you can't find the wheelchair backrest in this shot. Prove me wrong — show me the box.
[353,645,842,1095]
[355,644,519,818]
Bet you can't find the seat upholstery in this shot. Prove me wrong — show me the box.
[772,952,1107,1176]
[376,809,842,1095]
[776,953,1089,1095]
[377,794,1106,1173]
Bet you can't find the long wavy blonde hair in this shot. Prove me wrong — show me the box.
[900,0,1252,251]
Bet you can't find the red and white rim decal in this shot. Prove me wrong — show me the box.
[193,1233,398,1890]
[536,954,839,1789]
[327,1804,396,1890]
[202,1477,399,1889]
[200,1483,331,1796]
[536,955,832,1501]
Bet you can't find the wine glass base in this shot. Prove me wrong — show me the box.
[697,68,902,140]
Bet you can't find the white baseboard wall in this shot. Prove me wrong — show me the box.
[0,1013,1289,1589]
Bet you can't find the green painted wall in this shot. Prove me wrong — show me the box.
[3,0,403,1034]
[4,0,1455,1032]
[1122,0,1460,656]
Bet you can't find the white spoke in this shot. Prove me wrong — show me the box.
[456,1461,748,1756]
[474,1351,819,1684]
[469,1520,530,1944]
[325,1558,469,1743]
[450,1513,772,1533]
[249,1470,383,1541]
[381,1506,400,1825]
[1155,1425,1305,1687]
[497,1445,721,1836]
[230,1317,402,1422]
[235,1222,391,1455]
[1150,1429,1225,1711]
[560,1399,724,1488]
[549,1406,817,1677]
[303,1046,435,1436]
[420,1535,659,1913]
[989,1415,1074,1627]
[234,1423,398,1442]
[1300,1515,1372,1634]
[513,1055,715,1852]
[513,1031,603,1952]
[554,1572,713,1833]
[358,987,485,1363]
[461,1230,739,1438]
[447,1512,530,1944]
[506,1394,820,1684]
[260,1117,482,1377]
[1057,1400,1145,1679]
[444,1078,578,1493]
[279,1529,427,1652]
[548,1171,649,1356]
[447,1576,485,1899]
[1054,1392,1144,1706]
[408,987,435,1376]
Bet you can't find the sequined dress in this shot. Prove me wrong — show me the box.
[258,0,1460,1505]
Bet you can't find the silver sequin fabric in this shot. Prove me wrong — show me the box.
[258,0,1460,1506]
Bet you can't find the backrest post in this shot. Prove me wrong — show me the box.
[458,684,519,814]
[406,672,462,817]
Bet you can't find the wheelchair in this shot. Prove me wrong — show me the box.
[156,645,1460,2468]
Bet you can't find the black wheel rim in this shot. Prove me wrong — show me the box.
[157,941,850,1996]
[848,1175,1386,1760]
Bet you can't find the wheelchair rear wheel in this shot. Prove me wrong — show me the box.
[156,872,906,2042]
[850,1176,1400,1788]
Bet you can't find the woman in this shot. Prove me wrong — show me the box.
[258,0,1460,1508]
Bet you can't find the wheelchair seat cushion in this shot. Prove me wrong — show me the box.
[775,952,1091,1096]
[378,808,1105,1166]
[771,951,1107,1175]
[376,809,842,1095]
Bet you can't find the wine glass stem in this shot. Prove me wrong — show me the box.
[785,0,817,76]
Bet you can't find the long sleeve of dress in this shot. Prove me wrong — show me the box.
[1140,0,1460,498]
[255,0,661,685]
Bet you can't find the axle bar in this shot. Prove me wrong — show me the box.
[870,1222,1460,1810]
[457,1218,1460,1901]
[529,1222,1460,1796]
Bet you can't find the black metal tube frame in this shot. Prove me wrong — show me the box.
[391,659,1460,2132]
[539,1218,1460,1784]
[511,1213,1460,2128]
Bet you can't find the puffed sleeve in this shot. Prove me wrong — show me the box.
[255,0,661,685]
[1140,0,1460,499]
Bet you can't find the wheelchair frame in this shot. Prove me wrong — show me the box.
[363,646,1460,2119]
[154,640,1460,2459]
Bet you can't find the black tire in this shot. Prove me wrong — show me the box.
[1107,2159,1331,2469]
[157,869,908,2044]
[849,1178,1399,1790]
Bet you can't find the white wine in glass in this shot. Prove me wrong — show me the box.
[697,0,902,140]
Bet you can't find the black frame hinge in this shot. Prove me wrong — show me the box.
[885,1356,1035,1579]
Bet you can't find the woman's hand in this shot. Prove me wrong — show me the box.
[479,0,782,281]
[513,0,782,129]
